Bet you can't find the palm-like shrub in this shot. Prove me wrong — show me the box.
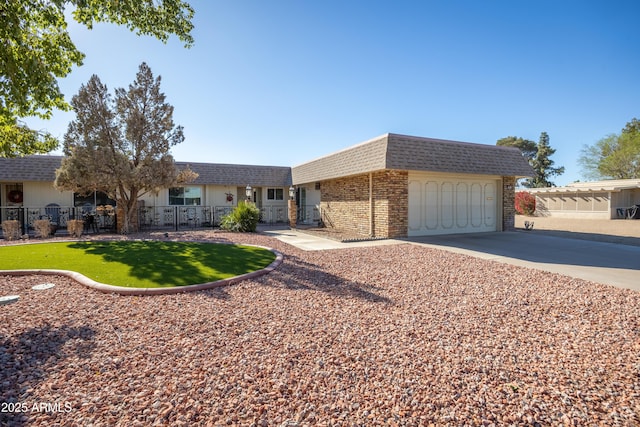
[220,202,260,232]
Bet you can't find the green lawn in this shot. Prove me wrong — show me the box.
[0,241,276,288]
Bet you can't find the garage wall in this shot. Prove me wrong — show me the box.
[319,170,408,238]
[408,172,501,236]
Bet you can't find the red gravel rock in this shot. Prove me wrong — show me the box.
[1,230,639,426]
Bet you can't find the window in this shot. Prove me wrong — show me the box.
[267,188,284,201]
[74,191,116,208]
[169,186,202,205]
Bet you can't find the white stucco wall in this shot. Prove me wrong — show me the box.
[21,182,73,207]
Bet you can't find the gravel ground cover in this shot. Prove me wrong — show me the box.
[1,230,639,426]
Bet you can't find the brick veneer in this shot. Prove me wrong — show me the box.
[320,171,516,238]
[320,170,408,238]
[502,176,516,231]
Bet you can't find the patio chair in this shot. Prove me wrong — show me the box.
[186,207,199,228]
[45,203,60,226]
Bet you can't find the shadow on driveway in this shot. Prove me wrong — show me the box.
[405,231,640,291]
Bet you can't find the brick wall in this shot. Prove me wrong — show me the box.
[320,170,408,238]
[502,176,516,230]
[372,170,408,238]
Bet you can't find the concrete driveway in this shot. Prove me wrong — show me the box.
[264,227,639,291]
[406,231,640,291]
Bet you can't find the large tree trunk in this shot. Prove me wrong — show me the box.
[116,196,140,234]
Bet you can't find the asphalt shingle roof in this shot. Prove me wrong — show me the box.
[0,155,63,182]
[175,161,292,187]
[1,133,532,187]
[0,155,292,187]
[291,133,534,184]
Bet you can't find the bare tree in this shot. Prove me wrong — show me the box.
[55,63,196,233]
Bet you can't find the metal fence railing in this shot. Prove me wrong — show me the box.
[138,205,308,231]
[297,205,321,225]
[1,204,322,236]
[0,205,116,236]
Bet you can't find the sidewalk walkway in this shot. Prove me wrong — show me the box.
[261,228,399,251]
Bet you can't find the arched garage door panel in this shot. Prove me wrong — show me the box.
[441,182,454,229]
[408,174,499,236]
[470,183,483,227]
[456,182,469,228]
[484,183,496,228]
[424,181,439,229]
[408,180,422,232]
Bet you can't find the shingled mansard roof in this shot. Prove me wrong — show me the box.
[291,133,534,184]
[175,161,292,187]
[0,133,532,186]
[0,155,292,187]
[0,155,64,182]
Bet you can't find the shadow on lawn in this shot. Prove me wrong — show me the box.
[265,253,392,304]
[67,241,276,288]
[0,325,96,427]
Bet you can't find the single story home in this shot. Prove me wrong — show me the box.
[527,179,640,219]
[0,133,533,238]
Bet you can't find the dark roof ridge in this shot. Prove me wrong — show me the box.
[387,133,523,152]
[175,160,290,169]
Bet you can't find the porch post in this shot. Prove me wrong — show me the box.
[288,199,297,229]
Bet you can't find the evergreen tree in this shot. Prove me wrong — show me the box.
[527,132,565,188]
[496,136,537,163]
[497,132,564,187]
[55,63,197,233]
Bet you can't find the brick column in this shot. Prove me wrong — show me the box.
[502,176,516,231]
[288,199,297,229]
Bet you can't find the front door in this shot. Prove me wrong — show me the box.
[253,187,262,208]
[236,186,262,207]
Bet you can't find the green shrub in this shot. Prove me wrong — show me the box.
[220,201,260,232]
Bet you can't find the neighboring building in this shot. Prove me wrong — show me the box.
[528,179,640,219]
[0,133,533,237]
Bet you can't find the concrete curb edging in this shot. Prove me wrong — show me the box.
[1,244,284,296]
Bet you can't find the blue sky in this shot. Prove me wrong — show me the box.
[27,0,640,186]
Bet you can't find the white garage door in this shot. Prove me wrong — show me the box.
[408,173,499,236]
